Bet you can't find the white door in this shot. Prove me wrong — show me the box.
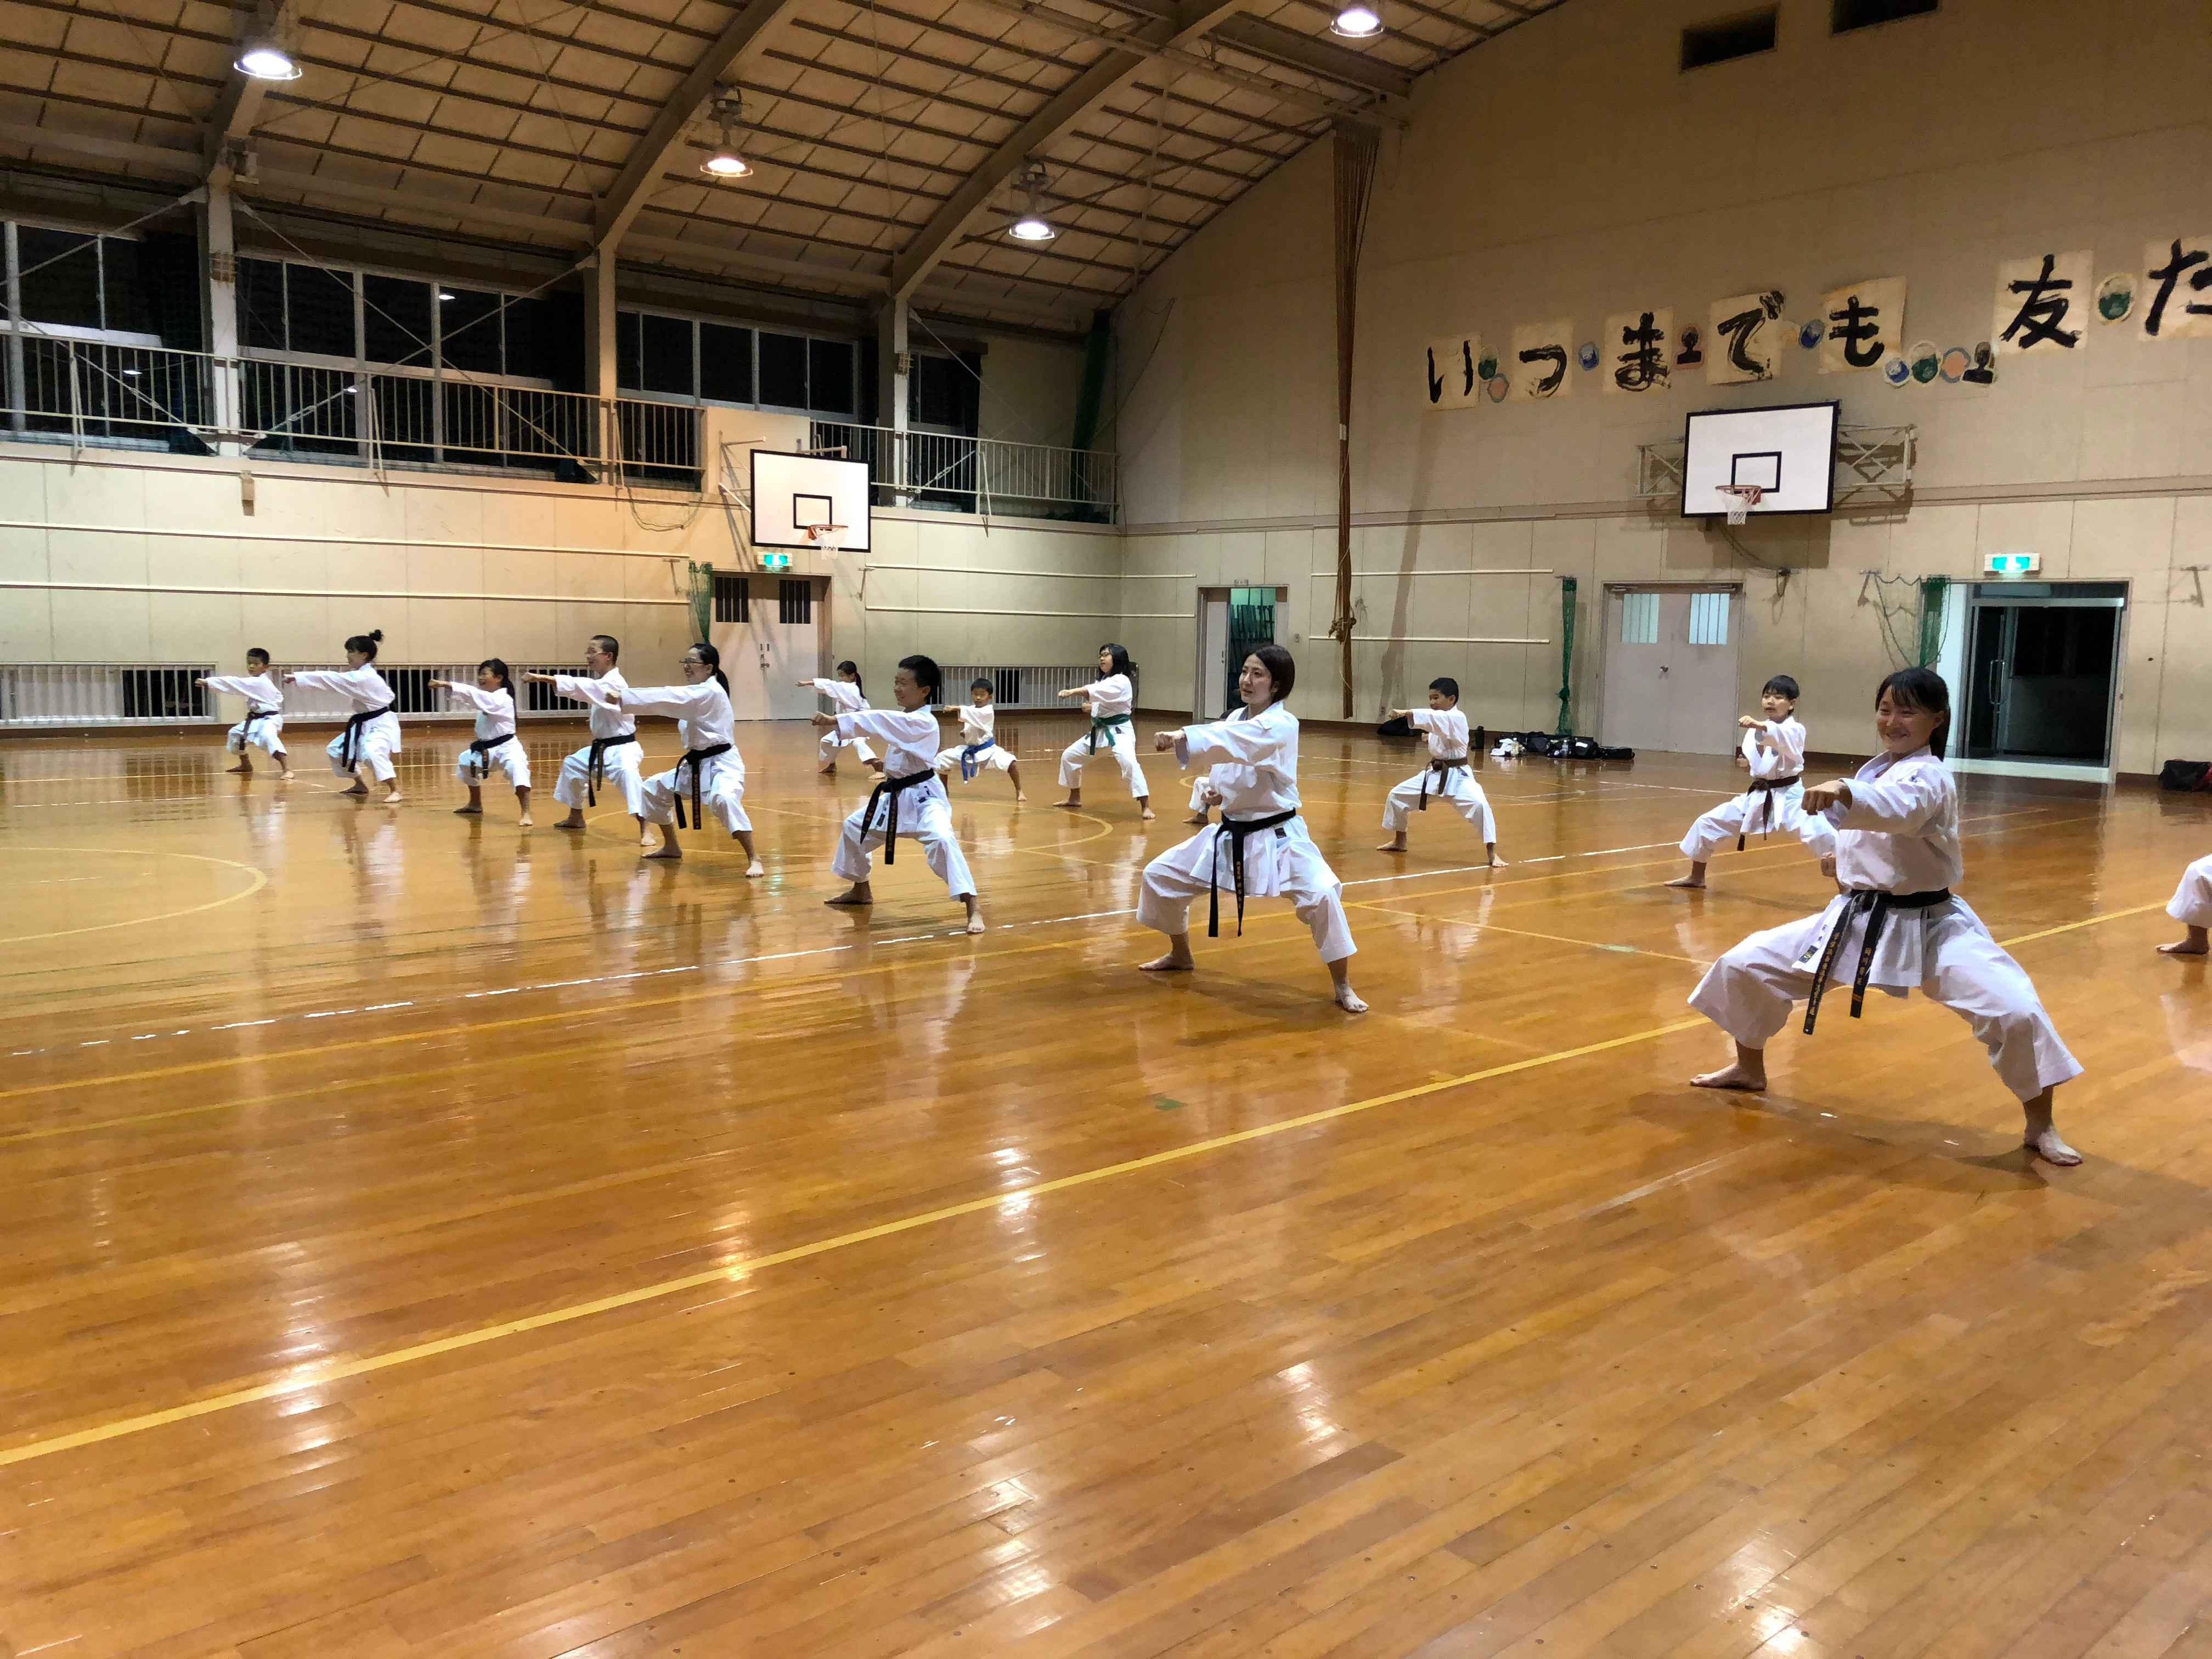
[1599,589,1740,754]
[712,575,823,721]
[1196,591,1230,718]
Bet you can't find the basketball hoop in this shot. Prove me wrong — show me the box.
[1716,484,1764,526]
[800,522,848,549]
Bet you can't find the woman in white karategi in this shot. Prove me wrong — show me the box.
[1054,643,1155,820]
[526,635,648,845]
[2160,857,2212,957]
[1377,675,1505,866]
[1688,666,2083,1165]
[431,658,533,826]
[802,661,877,775]
[287,629,402,803]
[1668,674,1810,889]
[199,646,291,780]
[1137,645,1365,1013]
[819,653,984,934]
[621,642,763,875]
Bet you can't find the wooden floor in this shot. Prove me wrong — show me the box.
[3,711,2211,1658]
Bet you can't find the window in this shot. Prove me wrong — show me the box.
[1689,591,1731,646]
[640,312,694,396]
[285,265,356,358]
[504,295,555,380]
[17,228,109,330]
[1620,592,1661,645]
[699,323,753,403]
[778,579,812,625]
[439,287,502,375]
[364,274,433,365]
[758,330,808,408]
[239,257,287,351]
[1681,7,1776,68]
[1832,0,1934,30]
[713,572,750,622]
[807,338,855,416]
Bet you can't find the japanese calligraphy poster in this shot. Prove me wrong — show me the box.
[1602,308,1673,394]
[2141,235,2212,341]
[1819,278,1905,375]
[1993,250,2090,354]
[1706,291,1782,385]
[1423,335,1482,409]
[1510,319,1573,400]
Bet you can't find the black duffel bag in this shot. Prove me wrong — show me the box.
[2160,759,2212,792]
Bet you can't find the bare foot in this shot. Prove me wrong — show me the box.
[339,785,368,797]
[1691,1063,1767,1091]
[1333,983,1369,1013]
[745,861,765,878]
[2158,940,2209,956]
[1013,793,1027,804]
[825,884,872,907]
[1139,952,1194,973]
[1376,839,1407,853]
[517,814,533,828]
[819,764,837,776]
[1140,805,1156,821]
[382,791,403,804]
[276,770,294,781]
[2027,1126,2082,1166]
[453,805,482,816]
[1057,797,1082,811]
[1664,875,1706,890]
[556,814,586,831]
[964,911,986,934]
[1187,812,1211,826]
[644,844,682,860]
[1486,851,1509,868]
[226,763,252,775]
[640,832,657,848]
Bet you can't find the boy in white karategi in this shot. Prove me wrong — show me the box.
[1054,642,1155,819]
[819,653,984,933]
[199,647,291,780]
[287,629,402,803]
[1137,645,1364,1013]
[803,661,877,775]
[431,659,533,826]
[616,642,761,874]
[526,635,647,845]
[934,677,1024,800]
[1377,676,1504,866]
[1668,674,1809,889]
[2160,857,2212,956]
[1687,667,2083,1165]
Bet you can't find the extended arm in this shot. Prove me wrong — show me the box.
[285,667,381,699]
[617,682,719,720]
[1173,714,1291,776]
[1806,765,1948,834]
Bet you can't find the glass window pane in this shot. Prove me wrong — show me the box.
[758,331,806,408]
[639,313,693,396]
[285,264,356,357]
[238,257,287,351]
[1688,591,1730,646]
[363,274,434,366]
[17,228,102,328]
[616,310,642,391]
[699,322,753,403]
[1621,592,1660,645]
[713,572,749,622]
[100,237,149,334]
[806,338,854,415]
[504,295,554,380]
[439,286,502,375]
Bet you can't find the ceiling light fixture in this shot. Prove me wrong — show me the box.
[1007,160,1058,244]
[1329,4,1384,38]
[699,90,753,180]
[233,2,302,79]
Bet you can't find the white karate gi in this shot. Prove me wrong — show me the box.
[1058,672,1150,799]
[445,682,532,789]
[1689,748,2081,1102]
[621,679,752,834]
[205,672,287,760]
[812,679,878,766]
[1139,702,1355,963]
[2169,855,2212,930]
[296,665,402,782]
[832,708,977,899]
[1679,716,1811,861]
[1381,707,1496,840]
[549,669,646,816]
[935,702,1016,778]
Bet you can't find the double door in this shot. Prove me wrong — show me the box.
[1961,585,2122,766]
[714,574,826,721]
[1599,587,1740,755]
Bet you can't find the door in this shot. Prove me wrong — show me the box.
[1599,588,1741,754]
[1196,590,1230,719]
[711,574,823,721]
[1962,586,2121,765]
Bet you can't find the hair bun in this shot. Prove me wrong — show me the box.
[369,628,385,642]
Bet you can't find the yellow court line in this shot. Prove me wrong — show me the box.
[1347,902,1707,965]
[2000,901,2168,948]
[0,847,269,946]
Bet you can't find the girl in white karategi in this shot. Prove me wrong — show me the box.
[622,642,762,874]
[819,653,984,933]
[199,646,291,780]
[934,677,1024,801]
[803,661,877,775]
[1688,667,2083,1165]
[287,629,402,803]
[1055,643,1155,820]
[2160,857,2212,956]
[1377,676,1504,866]
[431,659,533,826]
[1668,674,1809,889]
[526,635,648,845]
[1137,645,1365,1013]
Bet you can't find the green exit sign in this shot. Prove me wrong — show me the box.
[760,552,792,571]
[1983,551,2040,577]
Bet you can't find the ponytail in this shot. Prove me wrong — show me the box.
[691,641,731,695]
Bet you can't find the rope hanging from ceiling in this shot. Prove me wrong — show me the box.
[1329,120,1381,719]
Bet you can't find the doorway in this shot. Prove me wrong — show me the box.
[712,573,826,721]
[1194,586,1285,718]
[1957,582,2123,777]
[1598,585,1742,755]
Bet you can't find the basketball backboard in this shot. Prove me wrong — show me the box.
[749,450,873,552]
[1680,400,1838,519]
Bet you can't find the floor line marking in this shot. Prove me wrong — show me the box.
[0,848,269,945]
[1348,902,1707,964]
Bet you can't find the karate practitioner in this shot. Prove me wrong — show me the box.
[199,647,291,780]
[1136,645,1364,1013]
[430,659,533,826]
[1687,666,2083,1165]
[934,677,1023,800]
[1377,677,1504,866]
[619,642,762,874]
[803,661,877,774]
[819,653,984,933]
[1668,675,1809,889]
[2160,856,2212,956]
[1055,643,1154,819]
[526,636,647,844]
[287,629,402,803]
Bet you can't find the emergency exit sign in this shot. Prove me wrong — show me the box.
[1984,551,2040,577]
[760,552,792,571]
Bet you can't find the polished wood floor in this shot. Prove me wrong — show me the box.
[3,710,2210,1658]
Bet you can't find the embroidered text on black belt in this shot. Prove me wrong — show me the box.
[959,737,995,781]
[1419,754,1469,810]
[1802,887,1953,1034]
[1207,808,1299,938]
[862,767,937,863]
[1087,712,1130,754]
[586,730,639,805]
[672,741,732,829]
[462,732,516,776]
[1737,771,1803,851]
[337,702,396,770]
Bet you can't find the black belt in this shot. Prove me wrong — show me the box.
[1802,888,1953,1034]
[586,731,639,805]
[672,742,732,830]
[1088,713,1130,754]
[1207,808,1299,938]
[1737,772,1803,851]
[338,702,395,769]
[462,732,517,776]
[245,706,279,723]
[1419,754,1469,810]
[862,767,936,864]
[959,738,995,782]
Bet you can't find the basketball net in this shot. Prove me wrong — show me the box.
[800,523,848,554]
[1716,484,1764,526]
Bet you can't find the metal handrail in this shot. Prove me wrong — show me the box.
[807,421,1118,521]
[0,662,602,728]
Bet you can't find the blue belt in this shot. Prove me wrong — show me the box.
[960,737,995,781]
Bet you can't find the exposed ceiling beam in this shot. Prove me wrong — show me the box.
[205,3,287,176]
[1207,14,1414,100]
[594,0,804,253]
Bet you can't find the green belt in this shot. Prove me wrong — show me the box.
[1088,712,1131,754]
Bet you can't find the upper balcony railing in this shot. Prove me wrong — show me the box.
[808,421,1118,524]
